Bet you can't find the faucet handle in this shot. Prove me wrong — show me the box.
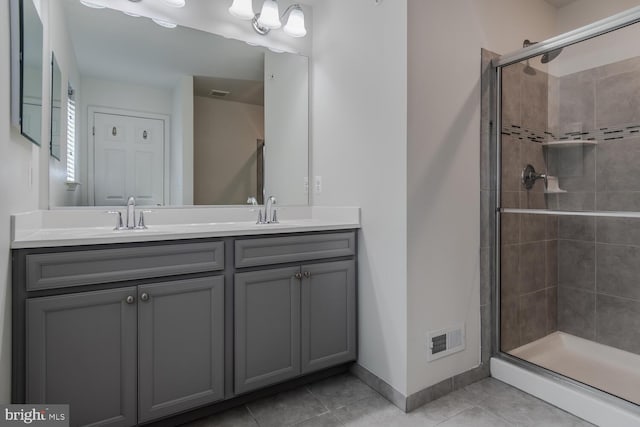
[106,211,124,230]
[136,210,152,230]
[257,210,264,224]
[271,209,279,224]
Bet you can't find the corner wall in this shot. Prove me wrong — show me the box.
[0,2,41,402]
[310,0,409,395]
[406,0,556,396]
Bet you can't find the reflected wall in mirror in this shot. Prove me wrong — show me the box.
[11,0,44,146]
[48,0,309,208]
[50,54,62,160]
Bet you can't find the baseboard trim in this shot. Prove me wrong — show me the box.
[349,364,408,411]
[350,362,490,413]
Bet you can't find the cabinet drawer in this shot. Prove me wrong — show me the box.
[26,241,224,291]
[235,232,355,268]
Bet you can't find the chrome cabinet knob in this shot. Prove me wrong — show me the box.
[140,293,149,302]
[303,271,310,278]
[294,272,302,280]
[125,296,135,304]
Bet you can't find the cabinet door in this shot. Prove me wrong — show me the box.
[27,288,137,427]
[234,267,301,394]
[301,260,356,374]
[138,276,225,423]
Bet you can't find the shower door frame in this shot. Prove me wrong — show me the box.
[491,5,640,412]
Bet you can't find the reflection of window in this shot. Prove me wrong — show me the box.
[66,84,76,182]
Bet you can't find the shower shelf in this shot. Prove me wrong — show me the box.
[544,188,568,194]
[541,139,598,147]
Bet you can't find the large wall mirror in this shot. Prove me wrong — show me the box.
[10,0,44,146]
[49,0,309,208]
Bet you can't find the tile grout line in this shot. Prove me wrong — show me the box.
[244,403,261,426]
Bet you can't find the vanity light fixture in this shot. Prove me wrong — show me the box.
[229,0,255,20]
[257,0,281,30]
[229,0,307,38]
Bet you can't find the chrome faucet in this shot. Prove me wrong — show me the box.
[257,195,278,224]
[107,196,148,230]
[126,196,137,229]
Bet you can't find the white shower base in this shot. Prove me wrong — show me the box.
[492,332,640,427]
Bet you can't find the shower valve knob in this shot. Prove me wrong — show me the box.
[522,164,547,190]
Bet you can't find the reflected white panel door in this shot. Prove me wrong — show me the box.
[94,112,165,206]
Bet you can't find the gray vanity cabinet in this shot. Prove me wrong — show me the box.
[26,276,225,427]
[234,267,301,394]
[301,260,356,374]
[26,287,138,427]
[234,259,356,394]
[137,276,225,423]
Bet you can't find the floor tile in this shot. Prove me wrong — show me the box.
[246,388,328,427]
[436,406,512,427]
[307,373,379,411]
[181,376,595,427]
[332,394,411,427]
[478,385,594,427]
[294,412,343,427]
[184,406,258,427]
[407,388,476,423]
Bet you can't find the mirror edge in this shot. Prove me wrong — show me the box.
[50,53,61,160]
[9,0,21,129]
[17,0,44,147]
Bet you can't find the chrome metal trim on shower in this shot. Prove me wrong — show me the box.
[492,65,502,360]
[493,5,640,67]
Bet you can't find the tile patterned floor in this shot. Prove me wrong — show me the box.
[183,374,595,427]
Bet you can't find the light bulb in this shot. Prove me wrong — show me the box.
[152,18,177,28]
[257,0,281,30]
[283,6,306,37]
[163,0,186,7]
[229,0,254,20]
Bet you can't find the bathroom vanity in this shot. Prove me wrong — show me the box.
[10,208,359,427]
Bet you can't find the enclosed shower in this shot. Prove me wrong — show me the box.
[488,6,640,425]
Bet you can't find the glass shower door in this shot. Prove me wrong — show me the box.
[497,22,640,406]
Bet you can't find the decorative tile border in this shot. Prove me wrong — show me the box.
[501,123,640,143]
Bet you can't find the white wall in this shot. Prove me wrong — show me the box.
[0,1,42,402]
[193,96,264,205]
[312,0,557,397]
[311,0,409,394]
[406,0,556,396]
[550,0,640,76]
[171,76,194,205]
[264,52,308,205]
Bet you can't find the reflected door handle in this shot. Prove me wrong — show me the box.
[140,293,149,302]
[294,272,302,280]
[303,271,311,278]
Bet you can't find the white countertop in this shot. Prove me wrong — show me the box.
[11,206,360,249]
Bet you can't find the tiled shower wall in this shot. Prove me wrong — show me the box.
[500,62,559,352]
[551,56,640,356]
